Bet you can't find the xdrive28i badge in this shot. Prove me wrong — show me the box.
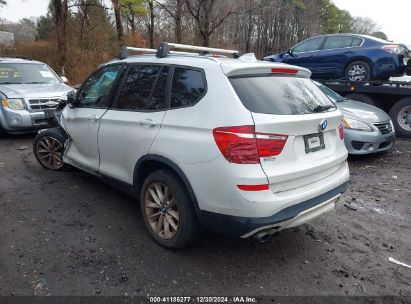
[318,119,328,132]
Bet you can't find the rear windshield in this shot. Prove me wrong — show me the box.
[230,76,336,115]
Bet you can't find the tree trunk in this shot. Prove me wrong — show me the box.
[112,0,124,46]
[54,0,68,75]
[149,0,155,48]
[175,0,182,43]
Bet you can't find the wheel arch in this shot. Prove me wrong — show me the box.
[133,154,202,217]
[344,57,374,77]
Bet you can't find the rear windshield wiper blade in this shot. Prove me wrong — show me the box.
[26,82,48,84]
[312,105,335,113]
[0,82,23,84]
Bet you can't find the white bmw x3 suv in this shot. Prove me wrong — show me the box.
[33,43,349,248]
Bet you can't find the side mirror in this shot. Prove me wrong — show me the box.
[67,91,80,108]
[60,76,68,83]
[287,49,296,57]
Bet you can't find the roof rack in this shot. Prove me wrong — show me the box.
[118,42,241,59]
[156,42,240,58]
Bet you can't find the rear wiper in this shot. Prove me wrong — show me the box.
[26,82,47,84]
[0,82,23,84]
[312,105,335,113]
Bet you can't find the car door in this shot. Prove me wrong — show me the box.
[282,36,324,73]
[63,64,124,171]
[316,36,360,79]
[98,64,169,184]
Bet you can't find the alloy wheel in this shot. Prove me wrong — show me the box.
[144,182,179,240]
[347,64,367,81]
[35,136,64,170]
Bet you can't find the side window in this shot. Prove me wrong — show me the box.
[78,65,123,108]
[170,67,206,108]
[114,65,168,111]
[323,36,354,50]
[351,37,363,47]
[293,37,324,54]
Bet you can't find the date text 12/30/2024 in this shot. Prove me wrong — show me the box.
[149,296,258,303]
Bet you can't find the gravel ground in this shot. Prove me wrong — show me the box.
[0,135,410,298]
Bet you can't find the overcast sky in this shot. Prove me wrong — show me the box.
[0,0,410,45]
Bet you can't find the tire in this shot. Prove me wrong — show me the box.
[345,61,371,82]
[33,127,70,170]
[389,97,411,138]
[345,93,376,106]
[140,169,202,249]
[0,122,6,137]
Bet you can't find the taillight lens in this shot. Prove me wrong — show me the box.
[213,125,288,164]
[382,45,401,54]
[338,124,344,140]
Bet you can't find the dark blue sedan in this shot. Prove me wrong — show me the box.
[264,34,410,81]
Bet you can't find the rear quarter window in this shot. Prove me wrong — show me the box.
[170,67,206,108]
[230,76,336,115]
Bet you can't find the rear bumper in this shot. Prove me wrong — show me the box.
[198,181,348,238]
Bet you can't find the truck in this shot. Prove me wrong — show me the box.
[320,80,411,138]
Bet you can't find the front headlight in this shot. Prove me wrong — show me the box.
[1,98,25,110]
[342,117,373,132]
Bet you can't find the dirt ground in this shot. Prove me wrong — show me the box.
[0,134,410,298]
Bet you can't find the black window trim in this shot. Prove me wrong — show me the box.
[168,65,208,111]
[291,36,325,54]
[108,63,208,113]
[320,35,365,51]
[76,63,127,109]
[110,62,171,113]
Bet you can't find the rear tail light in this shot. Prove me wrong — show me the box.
[338,124,344,140]
[382,45,402,54]
[213,125,288,164]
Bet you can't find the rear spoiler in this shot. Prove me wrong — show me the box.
[222,64,311,78]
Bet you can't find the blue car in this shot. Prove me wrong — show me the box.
[264,34,411,81]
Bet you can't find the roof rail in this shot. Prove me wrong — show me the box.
[118,46,199,60]
[156,42,240,58]
[118,43,240,59]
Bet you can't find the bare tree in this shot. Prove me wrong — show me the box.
[53,0,68,74]
[111,0,124,45]
[185,0,232,47]
[145,0,155,48]
[351,16,379,35]
[156,0,184,43]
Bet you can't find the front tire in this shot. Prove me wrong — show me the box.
[33,127,69,170]
[140,169,202,249]
[0,122,7,137]
[345,61,371,82]
[389,97,411,138]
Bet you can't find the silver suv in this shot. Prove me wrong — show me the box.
[0,57,73,135]
[33,43,349,249]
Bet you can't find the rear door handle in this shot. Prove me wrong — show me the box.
[139,119,157,127]
[88,114,97,121]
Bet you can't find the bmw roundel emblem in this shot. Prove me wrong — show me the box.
[319,119,328,132]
